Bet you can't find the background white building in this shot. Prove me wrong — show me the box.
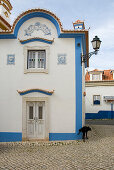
[85,69,114,119]
[0,0,89,142]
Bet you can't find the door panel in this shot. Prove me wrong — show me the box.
[28,122,34,136]
[27,102,35,138]
[36,102,45,138]
[27,101,45,139]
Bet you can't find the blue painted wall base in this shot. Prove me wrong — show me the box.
[0,132,82,142]
[49,133,82,141]
[0,132,22,142]
[85,111,114,119]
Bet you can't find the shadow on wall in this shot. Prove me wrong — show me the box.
[85,111,114,119]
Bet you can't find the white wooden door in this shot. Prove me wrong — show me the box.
[27,101,45,139]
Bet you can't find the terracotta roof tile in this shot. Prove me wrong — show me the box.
[0,16,11,29]
[85,71,90,81]
[74,20,84,23]
[103,70,113,80]
[85,69,113,81]
[0,0,13,10]
[92,69,103,72]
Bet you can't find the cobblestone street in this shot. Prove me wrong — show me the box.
[0,125,114,170]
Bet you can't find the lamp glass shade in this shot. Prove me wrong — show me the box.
[91,36,101,50]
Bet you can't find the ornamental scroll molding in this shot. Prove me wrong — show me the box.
[17,88,54,96]
[24,22,51,36]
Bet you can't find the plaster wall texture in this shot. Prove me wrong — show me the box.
[0,17,76,134]
[85,86,114,113]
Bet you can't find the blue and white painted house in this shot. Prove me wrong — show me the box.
[0,0,89,142]
[85,69,114,119]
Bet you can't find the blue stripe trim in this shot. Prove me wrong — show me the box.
[75,37,82,134]
[0,34,16,39]
[49,133,82,141]
[85,111,114,119]
[74,24,84,27]
[0,132,22,142]
[0,33,86,39]
[19,89,53,96]
[59,33,85,38]
[20,38,53,44]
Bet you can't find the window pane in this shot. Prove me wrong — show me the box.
[32,52,35,68]
[38,51,46,69]
[93,95,100,105]
[28,51,36,69]
[92,74,100,81]
[39,106,43,119]
[27,50,46,70]
[29,106,33,119]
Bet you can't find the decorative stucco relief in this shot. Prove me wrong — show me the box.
[58,54,67,65]
[24,22,51,36]
[7,54,15,65]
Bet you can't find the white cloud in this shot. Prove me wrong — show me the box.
[90,20,114,48]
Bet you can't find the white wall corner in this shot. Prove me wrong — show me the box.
[82,62,85,126]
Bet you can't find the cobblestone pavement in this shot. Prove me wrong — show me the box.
[0,125,114,170]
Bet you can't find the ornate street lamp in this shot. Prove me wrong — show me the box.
[81,36,101,64]
[91,36,101,50]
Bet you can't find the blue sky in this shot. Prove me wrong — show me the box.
[10,0,114,71]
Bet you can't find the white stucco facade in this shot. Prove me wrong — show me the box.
[85,79,114,119]
[0,20,76,136]
[0,4,88,141]
[86,85,114,113]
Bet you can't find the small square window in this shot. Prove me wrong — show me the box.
[92,74,100,81]
[93,95,100,105]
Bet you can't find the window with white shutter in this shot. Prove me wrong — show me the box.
[28,50,46,69]
[24,46,49,74]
